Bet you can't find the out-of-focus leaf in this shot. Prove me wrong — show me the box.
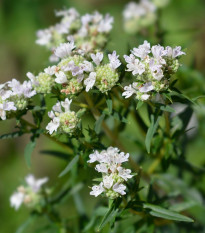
[15,214,37,233]
[160,105,175,113]
[169,201,196,212]
[143,203,194,222]
[136,101,144,110]
[40,150,70,160]
[59,155,79,177]
[98,199,121,231]
[94,114,105,134]
[145,115,160,153]
[24,139,36,167]
[106,99,112,114]
[0,131,24,139]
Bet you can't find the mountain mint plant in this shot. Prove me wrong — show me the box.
[1,3,203,233]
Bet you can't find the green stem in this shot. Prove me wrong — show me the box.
[20,118,74,154]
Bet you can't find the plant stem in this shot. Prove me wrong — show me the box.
[21,118,74,154]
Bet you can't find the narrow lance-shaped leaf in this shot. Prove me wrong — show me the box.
[0,131,24,140]
[145,115,160,153]
[94,113,105,134]
[106,99,112,114]
[59,155,80,177]
[98,199,121,231]
[24,139,36,167]
[143,203,194,222]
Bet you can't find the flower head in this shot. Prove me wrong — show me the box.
[88,147,133,199]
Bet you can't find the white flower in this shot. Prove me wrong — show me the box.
[88,150,103,163]
[44,66,57,75]
[81,13,92,25]
[165,46,186,58]
[0,83,12,100]
[36,29,52,46]
[139,82,154,93]
[117,167,133,181]
[26,72,39,86]
[61,98,72,112]
[84,72,96,92]
[90,182,105,197]
[113,183,126,195]
[55,71,67,84]
[103,175,114,189]
[10,192,24,210]
[124,55,145,75]
[25,174,48,193]
[141,0,156,12]
[49,54,60,63]
[122,85,136,98]
[0,102,16,120]
[98,14,114,33]
[95,163,108,173]
[52,101,62,113]
[81,61,94,72]
[124,2,145,19]
[91,52,103,66]
[141,94,150,100]
[54,42,76,58]
[46,117,60,134]
[131,40,151,59]
[149,59,164,80]
[108,51,121,70]
[151,45,166,64]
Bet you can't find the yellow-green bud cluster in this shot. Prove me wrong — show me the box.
[95,64,119,93]
[35,73,55,94]
[59,111,79,134]
[61,78,83,95]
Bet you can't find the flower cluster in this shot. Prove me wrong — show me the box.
[122,41,186,101]
[37,42,121,95]
[88,147,133,199]
[10,174,48,210]
[0,79,36,120]
[123,0,156,34]
[46,98,80,135]
[36,8,114,62]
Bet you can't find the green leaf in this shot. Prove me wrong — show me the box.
[92,178,103,182]
[106,99,112,114]
[94,114,105,134]
[136,101,144,110]
[145,115,160,153]
[24,139,36,167]
[97,199,121,231]
[0,131,24,140]
[143,203,194,222]
[160,105,175,113]
[15,214,37,233]
[40,150,70,160]
[59,155,79,177]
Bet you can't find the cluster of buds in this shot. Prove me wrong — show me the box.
[36,8,114,62]
[122,40,186,101]
[123,0,156,34]
[88,147,133,199]
[0,79,36,120]
[46,98,80,135]
[27,70,56,94]
[10,174,48,210]
[38,41,121,95]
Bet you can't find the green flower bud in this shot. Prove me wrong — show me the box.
[61,78,83,95]
[59,111,79,134]
[35,73,55,94]
[95,64,119,93]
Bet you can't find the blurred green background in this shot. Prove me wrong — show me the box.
[0,0,205,232]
